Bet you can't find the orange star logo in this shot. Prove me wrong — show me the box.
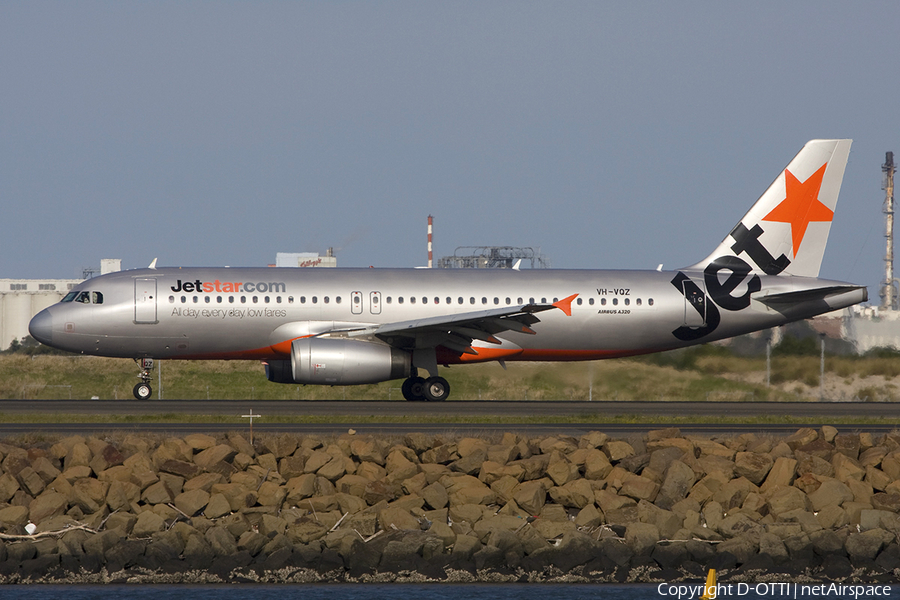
[762,163,832,257]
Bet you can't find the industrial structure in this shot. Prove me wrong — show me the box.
[881,152,896,310]
[0,260,124,350]
[437,246,550,269]
[843,151,900,352]
[272,249,337,268]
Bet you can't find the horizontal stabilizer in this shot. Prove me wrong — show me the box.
[753,285,867,307]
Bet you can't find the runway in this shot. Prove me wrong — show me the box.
[2,399,899,417]
[0,400,896,436]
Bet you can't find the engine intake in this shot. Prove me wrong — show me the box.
[266,338,410,385]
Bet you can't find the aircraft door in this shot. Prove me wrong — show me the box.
[134,278,158,324]
[351,291,363,315]
[681,276,707,328]
[370,291,382,314]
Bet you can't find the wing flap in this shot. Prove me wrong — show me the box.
[371,298,574,356]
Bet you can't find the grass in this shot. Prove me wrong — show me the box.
[2,346,899,402]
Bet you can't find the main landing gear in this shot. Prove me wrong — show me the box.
[401,376,450,402]
[133,358,154,400]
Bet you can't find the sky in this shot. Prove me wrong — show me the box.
[2,2,898,299]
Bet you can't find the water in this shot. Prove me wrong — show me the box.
[0,584,895,600]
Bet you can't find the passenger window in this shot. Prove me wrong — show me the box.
[229,296,235,303]
[410,297,416,304]
[470,297,475,304]
[218,296,223,303]
[399,297,404,304]
[181,296,186,303]
[422,297,428,304]
[386,297,392,304]
[517,297,523,304]
[458,297,463,304]
[169,296,175,304]
[482,297,487,304]
[624,298,630,306]
[493,298,499,305]
[445,297,451,304]
[636,298,642,306]
[529,297,535,304]
[589,298,595,306]
[648,298,654,306]
[265,296,270,303]
[336,296,341,304]
[241,296,247,304]
[601,298,606,306]
[193,296,199,303]
[576,298,582,306]
[324,297,330,304]
[613,298,618,306]
[288,296,294,303]
[312,296,318,304]
[205,296,210,304]
[435,297,440,304]
[300,296,306,304]
[252,296,258,303]
[505,298,511,305]
[276,296,281,304]
[541,297,547,303]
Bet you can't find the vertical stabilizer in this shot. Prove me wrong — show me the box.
[691,139,852,278]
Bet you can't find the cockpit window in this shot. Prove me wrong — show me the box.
[64,291,102,304]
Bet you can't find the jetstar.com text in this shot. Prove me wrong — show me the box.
[170,279,286,294]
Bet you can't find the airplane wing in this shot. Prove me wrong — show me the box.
[324,294,578,356]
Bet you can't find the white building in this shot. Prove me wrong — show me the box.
[0,259,122,350]
[0,278,81,349]
[274,250,337,268]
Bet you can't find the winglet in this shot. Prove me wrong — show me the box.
[148,258,158,269]
[553,293,578,317]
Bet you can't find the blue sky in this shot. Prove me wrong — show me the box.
[2,2,897,298]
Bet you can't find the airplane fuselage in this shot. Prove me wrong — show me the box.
[30,266,864,363]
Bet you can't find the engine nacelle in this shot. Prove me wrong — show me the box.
[267,338,410,385]
[264,359,294,384]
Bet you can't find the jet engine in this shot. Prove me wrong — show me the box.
[265,338,411,385]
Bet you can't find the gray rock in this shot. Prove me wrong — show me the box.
[204,525,238,556]
[656,460,696,510]
[734,452,774,485]
[625,522,659,555]
[845,529,894,561]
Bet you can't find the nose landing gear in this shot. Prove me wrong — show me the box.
[133,358,154,400]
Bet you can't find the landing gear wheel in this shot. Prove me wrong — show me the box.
[133,382,152,400]
[424,376,450,402]
[402,377,427,401]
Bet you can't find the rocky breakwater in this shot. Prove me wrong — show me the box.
[0,426,898,583]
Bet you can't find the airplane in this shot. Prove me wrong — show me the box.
[29,139,866,402]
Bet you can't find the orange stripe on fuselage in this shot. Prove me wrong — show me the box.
[176,336,307,361]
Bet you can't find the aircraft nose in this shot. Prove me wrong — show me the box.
[29,309,53,345]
